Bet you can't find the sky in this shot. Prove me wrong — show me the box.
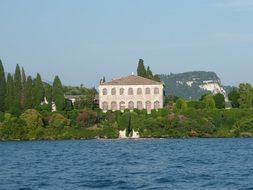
[0,0,253,87]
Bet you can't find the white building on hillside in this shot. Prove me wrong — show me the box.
[98,75,164,112]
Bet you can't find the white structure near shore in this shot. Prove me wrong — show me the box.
[98,75,164,112]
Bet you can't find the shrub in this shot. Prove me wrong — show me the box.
[49,113,70,128]
[176,98,188,109]
[76,110,97,128]
[20,109,43,129]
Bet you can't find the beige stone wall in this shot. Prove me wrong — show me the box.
[98,84,164,111]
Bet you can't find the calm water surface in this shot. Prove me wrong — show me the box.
[1,138,253,190]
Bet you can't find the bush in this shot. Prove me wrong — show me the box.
[20,109,43,129]
[76,110,98,128]
[49,113,70,128]
[0,117,27,140]
[176,98,188,109]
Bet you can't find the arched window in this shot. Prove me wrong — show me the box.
[120,88,124,95]
[120,101,125,110]
[154,87,159,95]
[154,101,160,109]
[128,101,134,110]
[137,88,142,95]
[111,88,116,95]
[145,88,151,95]
[102,88,107,95]
[137,101,143,110]
[128,88,133,95]
[102,102,108,111]
[111,101,117,111]
[145,101,151,109]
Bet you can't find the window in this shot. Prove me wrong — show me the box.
[102,88,107,95]
[154,87,159,94]
[154,101,160,109]
[128,88,133,95]
[137,101,143,110]
[102,102,108,111]
[120,101,125,110]
[145,101,151,109]
[128,101,134,110]
[111,88,116,95]
[137,88,142,95]
[145,88,151,95]
[120,88,124,95]
[111,101,117,111]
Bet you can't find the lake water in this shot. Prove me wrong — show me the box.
[1,139,253,190]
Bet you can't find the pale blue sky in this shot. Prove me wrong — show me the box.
[0,0,253,87]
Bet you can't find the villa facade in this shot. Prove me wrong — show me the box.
[98,75,164,112]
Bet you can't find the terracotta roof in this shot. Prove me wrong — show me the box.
[100,75,162,86]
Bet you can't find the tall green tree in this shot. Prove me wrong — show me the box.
[44,83,52,105]
[25,76,34,109]
[20,67,27,109]
[176,98,188,109]
[238,83,253,108]
[228,88,240,108]
[33,73,44,106]
[13,64,22,109]
[52,76,65,111]
[0,60,6,112]
[153,74,161,82]
[5,74,14,110]
[137,59,147,77]
[146,66,153,78]
[203,95,216,109]
[213,93,225,109]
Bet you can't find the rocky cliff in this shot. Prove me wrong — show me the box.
[159,71,231,100]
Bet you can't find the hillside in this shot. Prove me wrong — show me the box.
[159,71,231,100]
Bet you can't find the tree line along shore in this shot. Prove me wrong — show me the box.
[1,60,253,140]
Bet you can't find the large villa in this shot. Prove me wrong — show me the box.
[98,74,164,112]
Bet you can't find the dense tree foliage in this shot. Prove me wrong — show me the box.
[20,109,43,129]
[13,64,22,109]
[136,59,160,82]
[21,67,27,109]
[176,98,188,109]
[25,76,34,109]
[33,73,44,106]
[137,59,146,77]
[238,83,253,108]
[5,73,14,111]
[203,95,216,109]
[228,88,240,108]
[213,93,225,109]
[0,60,6,112]
[52,76,65,111]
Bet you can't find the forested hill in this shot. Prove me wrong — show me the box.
[159,71,232,100]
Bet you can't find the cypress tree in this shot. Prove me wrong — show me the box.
[228,88,240,108]
[0,60,6,112]
[20,67,27,109]
[52,76,65,111]
[33,73,44,106]
[25,76,34,109]
[213,93,225,109]
[238,83,252,108]
[13,64,22,109]
[44,83,52,105]
[5,73,14,110]
[137,59,147,77]
[146,66,153,79]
